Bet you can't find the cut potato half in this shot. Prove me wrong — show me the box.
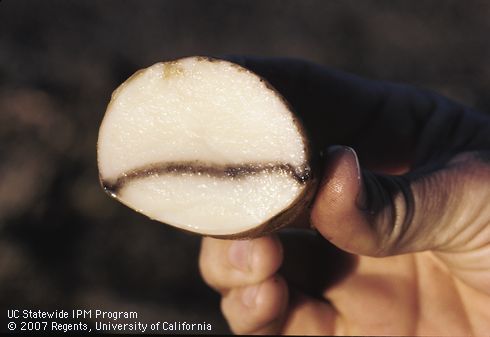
[97,56,317,238]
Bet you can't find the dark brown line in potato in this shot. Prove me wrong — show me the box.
[102,161,312,195]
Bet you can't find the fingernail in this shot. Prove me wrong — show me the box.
[320,145,352,189]
[242,284,259,308]
[326,145,362,184]
[346,146,361,183]
[228,240,252,272]
[347,147,366,210]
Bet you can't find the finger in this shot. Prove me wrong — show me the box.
[199,236,283,293]
[221,276,342,335]
[311,146,490,292]
[221,275,288,335]
[281,292,341,335]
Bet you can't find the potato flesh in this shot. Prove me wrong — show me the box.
[121,172,300,235]
[98,57,308,235]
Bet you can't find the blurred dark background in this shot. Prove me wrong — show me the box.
[1,0,490,334]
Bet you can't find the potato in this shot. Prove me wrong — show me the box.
[97,56,318,238]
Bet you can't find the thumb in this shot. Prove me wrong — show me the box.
[311,146,490,259]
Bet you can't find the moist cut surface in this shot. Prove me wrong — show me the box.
[97,57,313,236]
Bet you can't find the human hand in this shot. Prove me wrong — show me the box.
[199,57,490,335]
